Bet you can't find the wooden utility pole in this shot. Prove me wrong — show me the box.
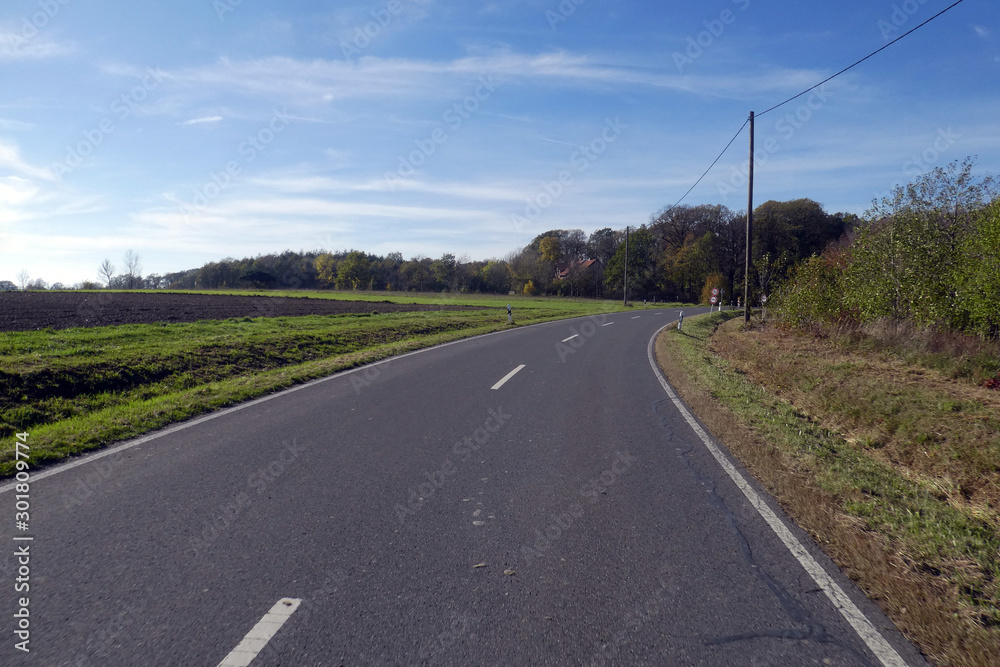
[623,225,629,306]
[744,111,754,323]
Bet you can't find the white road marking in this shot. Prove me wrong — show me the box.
[601,322,614,327]
[631,316,641,319]
[646,327,909,667]
[0,321,551,494]
[491,364,525,390]
[562,334,580,342]
[217,598,301,667]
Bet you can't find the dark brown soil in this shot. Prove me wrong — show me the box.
[0,291,482,332]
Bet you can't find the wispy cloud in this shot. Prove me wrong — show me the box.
[0,30,73,61]
[0,140,57,182]
[180,116,224,125]
[158,50,835,108]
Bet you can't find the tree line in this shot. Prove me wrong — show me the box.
[6,194,857,304]
[141,198,851,302]
[777,158,999,339]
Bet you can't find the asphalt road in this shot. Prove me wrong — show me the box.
[1,306,930,666]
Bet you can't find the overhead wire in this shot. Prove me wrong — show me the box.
[757,0,967,117]
[666,0,967,209]
[665,118,748,212]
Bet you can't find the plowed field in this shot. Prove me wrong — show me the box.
[0,291,479,332]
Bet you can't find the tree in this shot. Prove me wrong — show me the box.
[315,253,338,288]
[538,236,562,265]
[480,260,511,293]
[16,269,30,290]
[0,280,17,292]
[335,251,370,290]
[586,228,620,264]
[430,253,457,290]
[123,249,142,289]
[604,226,655,300]
[98,259,115,288]
[561,229,587,263]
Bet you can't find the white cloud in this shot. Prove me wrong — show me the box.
[0,30,73,61]
[158,50,834,108]
[180,116,224,125]
[0,140,56,182]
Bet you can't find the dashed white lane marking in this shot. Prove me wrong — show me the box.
[562,334,580,342]
[601,322,614,327]
[631,316,641,319]
[491,364,525,390]
[217,598,301,667]
[646,327,909,667]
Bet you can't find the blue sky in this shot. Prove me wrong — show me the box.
[1,0,997,285]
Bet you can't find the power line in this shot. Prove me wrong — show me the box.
[666,118,749,211]
[664,0,966,209]
[758,0,967,117]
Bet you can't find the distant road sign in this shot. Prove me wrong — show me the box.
[711,288,719,296]
[710,296,717,304]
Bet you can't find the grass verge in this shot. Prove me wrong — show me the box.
[655,311,1000,667]
[1,295,639,476]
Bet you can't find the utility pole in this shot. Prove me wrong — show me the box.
[623,225,629,306]
[744,111,754,323]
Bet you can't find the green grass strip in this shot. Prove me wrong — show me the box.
[1,301,637,476]
[662,312,1000,623]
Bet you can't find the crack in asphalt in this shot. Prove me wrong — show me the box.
[652,399,874,665]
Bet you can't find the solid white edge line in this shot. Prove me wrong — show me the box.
[645,326,908,667]
[562,334,580,342]
[217,598,301,667]
[491,364,526,390]
[0,315,581,494]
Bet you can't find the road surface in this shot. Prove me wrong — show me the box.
[1,307,927,666]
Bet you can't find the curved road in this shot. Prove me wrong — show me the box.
[2,307,928,666]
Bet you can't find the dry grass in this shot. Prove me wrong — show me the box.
[713,322,1000,530]
[656,312,1000,666]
